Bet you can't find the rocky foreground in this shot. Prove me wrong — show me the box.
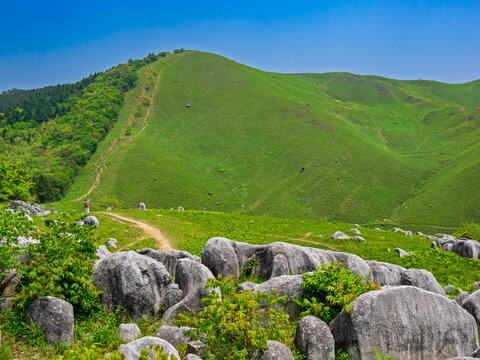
[8,233,480,360]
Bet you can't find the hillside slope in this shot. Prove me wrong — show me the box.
[63,51,480,227]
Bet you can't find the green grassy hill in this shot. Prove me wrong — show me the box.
[54,51,480,227]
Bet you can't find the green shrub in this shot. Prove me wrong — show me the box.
[296,261,380,323]
[176,275,293,360]
[454,222,480,240]
[15,215,102,317]
[400,248,480,290]
[0,156,33,201]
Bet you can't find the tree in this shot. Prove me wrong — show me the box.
[0,157,34,202]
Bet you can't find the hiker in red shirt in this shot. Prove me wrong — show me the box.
[84,199,90,213]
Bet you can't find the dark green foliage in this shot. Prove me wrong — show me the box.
[400,248,480,290]
[453,222,480,240]
[0,204,34,273]
[15,215,102,317]
[296,261,380,323]
[0,157,33,201]
[176,275,293,360]
[173,48,186,54]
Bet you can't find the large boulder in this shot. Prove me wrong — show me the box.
[452,240,480,259]
[462,290,480,325]
[162,250,200,276]
[330,286,478,360]
[201,238,370,281]
[295,315,335,360]
[118,336,179,360]
[92,251,172,318]
[26,296,74,345]
[83,216,99,227]
[163,258,217,323]
[260,340,294,360]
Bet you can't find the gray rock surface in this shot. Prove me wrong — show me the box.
[471,348,480,358]
[163,258,217,323]
[117,323,142,342]
[350,228,361,235]
[118,336,179,360]
[400,268,446,296]
[394,248,409,258]
[162,250,200,276]
[253,275,304,318]
[183,355,202,360]
[330,286,478,360]
[26,296,74,345]
[455,291,470,305]
[138,248,168,263]
[329,231,351,240]
[260,340,294,360]
[187,340,206,357]
[351,236,366,243]
[295,315,335,360]
[106,238,117,248]
[444,285,458,295]
[462,290,480,325]
[164,283,184,309]
[156,325,193,348]
[201,238,371,282]
[83,216,99,227]
[138,203,146,210]
[92,251,172,318]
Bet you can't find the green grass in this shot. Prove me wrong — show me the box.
[89,209,480,290]
[60,51,480,228]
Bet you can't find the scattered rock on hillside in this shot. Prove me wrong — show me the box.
[177,206,185,211]
[83,216,99,227]
[26,296,74,345]
[444,285,458,295]
[117,323,142,342]
[295,315,335,360]
[164,283,183,309]
[462,291,480,325]
[394,248,409,258]
[0,269,22,311]
[118,337,179,360]
[106,238,117,248]
[201,237,240,278]
[106,206,112,211]
[329,231,351,240]
[351,236,366,243]
[350,228,361,235]
[374,227,383,231]
[92,251,172,318]
[138,203,146,210]
[184,355,202,360]
[330,286,478,359]
[157,325,193,348]
[260,340,294,360]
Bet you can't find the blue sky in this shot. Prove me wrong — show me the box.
[1,0,479,91]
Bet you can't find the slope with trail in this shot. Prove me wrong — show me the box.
[65,51,480,227]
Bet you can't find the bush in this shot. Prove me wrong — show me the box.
[454,222,480,240]
[0,156,34,201]
[176,275,293,360]
[15,215,102,317]
[296,261,380,323]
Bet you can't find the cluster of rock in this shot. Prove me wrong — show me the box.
[431,234,480,260]
[9,235,480,359]
[329,230,366,243]
[9,200,52,217]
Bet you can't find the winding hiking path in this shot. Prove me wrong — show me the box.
[99,212,174,251]
[76,54,183,201]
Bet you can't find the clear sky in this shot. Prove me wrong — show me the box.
[1,0,479,91]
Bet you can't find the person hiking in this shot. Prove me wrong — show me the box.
[84,199,90,213]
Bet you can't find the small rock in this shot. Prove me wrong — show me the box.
[444,285,458,295]
[117,323,142,342]
[350,228,361,235]
[394,248,409,258]
[374,227,383,231]
[157,325,193,348]
[260,340,294,360]
[177,206,185,211]
[119,336,179,360]
[106,238,117,248]
[106,206,112,211]
[455,291,469,305]
[183,355,202,360]
[351,236,366,243]
[138,203,146,210]
[329,231,350,240]
[187,340,206,358]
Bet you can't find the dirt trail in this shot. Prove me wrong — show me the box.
[99,212,173,251]
[76,55,183,201]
